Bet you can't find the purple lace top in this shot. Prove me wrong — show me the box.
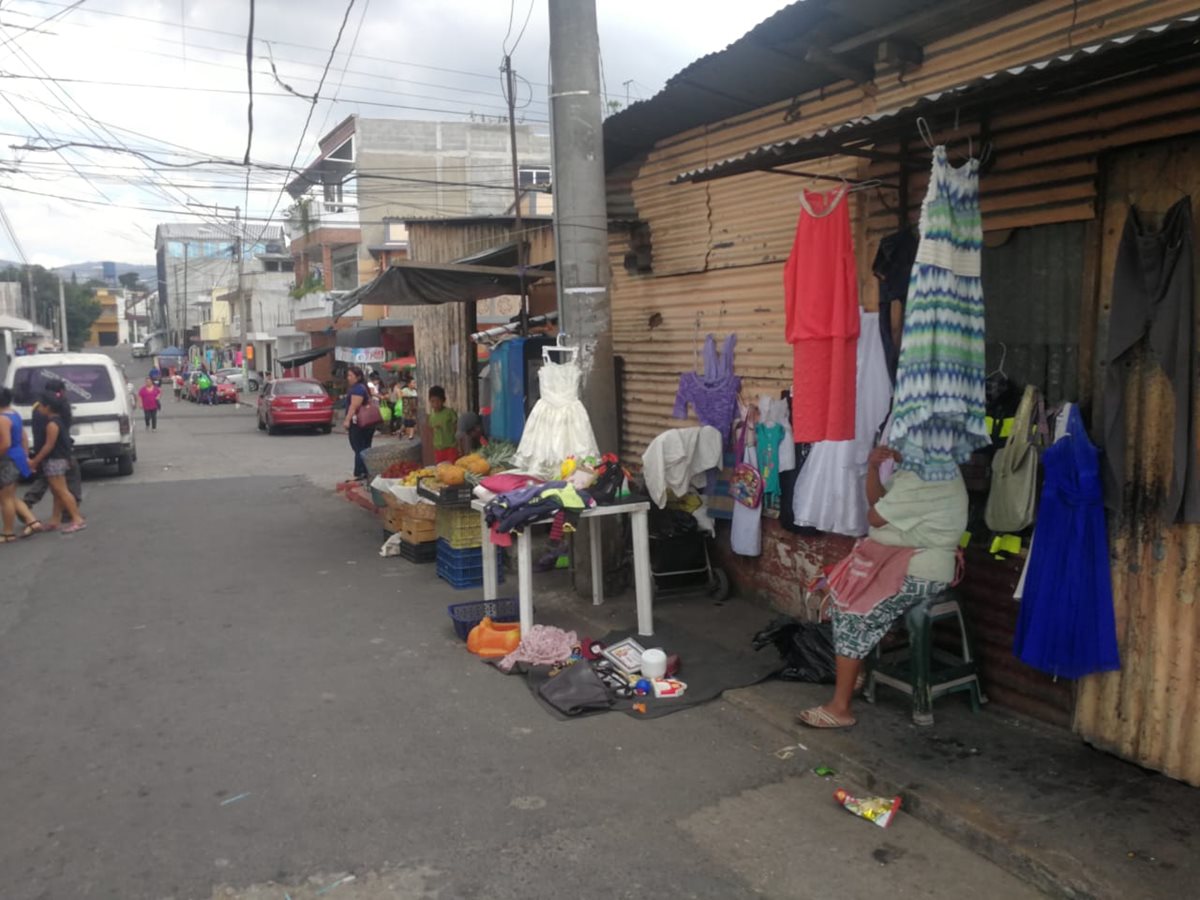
[674,333,741,446]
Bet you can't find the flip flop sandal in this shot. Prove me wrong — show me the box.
[60,522,88,534]
[20,521,44,538]
[0,533,15,544]
[796,706,857,729]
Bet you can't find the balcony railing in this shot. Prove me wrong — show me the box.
[286,197,360,238]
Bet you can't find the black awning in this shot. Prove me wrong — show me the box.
[277,345,333,367]
[336,326,384,348]
[332,259,552,319]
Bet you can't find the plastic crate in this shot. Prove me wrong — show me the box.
[447,597,519,640]
[399,539,437,563]
[436,506,483,549]
[436,540,505,590]
[418,481,473,506]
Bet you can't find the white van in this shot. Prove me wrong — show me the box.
[4,352,137,475]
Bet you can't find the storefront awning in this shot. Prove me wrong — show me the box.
[276,345,333,367]
[332,258,552,320]
[336,325,384,348]
[672,14,1200,185]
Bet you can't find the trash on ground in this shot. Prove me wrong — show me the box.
[315,874,356,895]
[834,788,901,828]
[219,792,250,806]
[813,765,837,777]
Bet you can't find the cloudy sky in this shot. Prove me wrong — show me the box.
[0,0,791,267]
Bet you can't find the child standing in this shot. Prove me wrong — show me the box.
[138,377,161,430]
[427,385,458,464]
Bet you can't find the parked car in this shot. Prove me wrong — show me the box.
[4,352,137,475]
[130,341,149,358]
[257,378,335,434]
[186,372,238,404]
[216,367,259,392]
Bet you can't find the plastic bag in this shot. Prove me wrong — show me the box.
[752,616,837,683]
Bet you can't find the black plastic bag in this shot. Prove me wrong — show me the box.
[752,616,837,684]
[538,662,614,715]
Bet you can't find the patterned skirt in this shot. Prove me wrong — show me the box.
[832,575,946,659]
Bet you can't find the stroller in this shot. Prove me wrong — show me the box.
[644,506,730,601]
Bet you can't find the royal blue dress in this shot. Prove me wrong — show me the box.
[1013,404,1120,679]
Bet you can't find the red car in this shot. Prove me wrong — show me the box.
[257,378,335,434]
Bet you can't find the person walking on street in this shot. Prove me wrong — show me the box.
[0,387,42,541]
[342,366,374,481]
[196,369,213,405]
[22,380,83,520]
[138,377,161,430]
[27,393,86,533]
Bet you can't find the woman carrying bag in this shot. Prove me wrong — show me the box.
[342,366,381,481]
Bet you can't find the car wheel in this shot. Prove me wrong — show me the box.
[267,417,280,436]
[117,453,134,476]
[320,424,332,434]
[257,415,266,431]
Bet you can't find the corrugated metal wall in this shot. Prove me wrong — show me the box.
[612,0,1197,460]
[1075,137,1200,786]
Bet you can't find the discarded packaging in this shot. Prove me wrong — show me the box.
[813,766,836,777]
[834,788,901,828]
[651,678,686,698]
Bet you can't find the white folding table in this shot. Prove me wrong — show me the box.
[473,498,655,637]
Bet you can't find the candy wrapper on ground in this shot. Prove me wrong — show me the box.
[834,788,901,828]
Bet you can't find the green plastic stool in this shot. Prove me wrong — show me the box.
[864,588,988,726]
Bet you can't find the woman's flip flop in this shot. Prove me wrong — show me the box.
[796,706,857,729]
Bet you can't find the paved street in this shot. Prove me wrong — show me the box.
[0,354,1040,900]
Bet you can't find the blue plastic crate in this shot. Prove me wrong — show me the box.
[436,539,504,590]
[446,597,519,640]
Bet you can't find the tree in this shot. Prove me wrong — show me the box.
[118,271,143,291]
[0,264,101,349]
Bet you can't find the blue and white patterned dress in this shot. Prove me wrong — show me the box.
[890,145,989,480]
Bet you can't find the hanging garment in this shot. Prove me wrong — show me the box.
[791,311,893,536]
[1101,196,1198,523]
[1013,404,1120,679]
[641,426,723,508]
[873,228,919,382]
[785,188,860,442]
[674,333,742,447]
[731,445,763,556]
[513,360,599,479]
[890,145,989,481]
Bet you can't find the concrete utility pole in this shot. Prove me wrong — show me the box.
[24,265,34,322]
[548,0,617,595]
[502,54,529,332]
[57,275,67,350]
[182,241,190,359]
[236,206,251,385]
[548,0,616,452]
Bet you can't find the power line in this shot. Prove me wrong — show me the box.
[0,0,85,55]
[314,0,371,141]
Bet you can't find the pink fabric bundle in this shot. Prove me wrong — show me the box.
[827,538,917,615]
[497,625,579,673]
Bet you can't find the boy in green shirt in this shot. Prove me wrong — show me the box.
[427,385,459,463]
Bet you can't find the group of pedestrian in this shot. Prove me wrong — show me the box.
[0,381,87,543]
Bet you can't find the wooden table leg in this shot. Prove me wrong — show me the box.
[631,509,654,636]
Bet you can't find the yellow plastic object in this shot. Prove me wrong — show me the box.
[466,617,521,658]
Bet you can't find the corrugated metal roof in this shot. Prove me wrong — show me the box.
[154,222,286,245]
[602,0,1041,170]
[672,14,1200,184]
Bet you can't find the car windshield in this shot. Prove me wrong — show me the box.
[12,364,116,405]
[273,381,325,396]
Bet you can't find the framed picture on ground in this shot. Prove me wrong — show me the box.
[602,638,645,675]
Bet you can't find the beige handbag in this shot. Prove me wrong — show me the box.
[985,385,1044,533]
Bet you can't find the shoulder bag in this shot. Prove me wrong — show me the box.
[984,384,1045,533]
[730,418,764,509]
[353,392,384,428]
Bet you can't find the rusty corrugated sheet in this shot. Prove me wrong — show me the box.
[1074,136,1200,786]
[407,220,555,266]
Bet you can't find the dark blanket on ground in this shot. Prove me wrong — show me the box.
[518,622,780,720]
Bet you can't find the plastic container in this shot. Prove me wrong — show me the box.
[437,507,483,549]
[436,539,505,590]
[447,597,519,640]
[399,539,437,563]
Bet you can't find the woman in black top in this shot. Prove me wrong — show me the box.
[341,366,374,481]
[28,393,85,532]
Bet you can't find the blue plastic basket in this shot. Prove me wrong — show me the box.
[436,539,505,590]
[446,597,519,640]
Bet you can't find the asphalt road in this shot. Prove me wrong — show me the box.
[0,349,1040,900]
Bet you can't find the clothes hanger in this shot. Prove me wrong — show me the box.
[916,116,936,151]
[693,310,705,373]
[987,342,1008,378]
[542,331,578,365]
[798,176,848,217]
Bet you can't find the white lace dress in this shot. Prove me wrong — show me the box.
[513,360,599,479]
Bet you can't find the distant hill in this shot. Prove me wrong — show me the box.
[51,261,158,285]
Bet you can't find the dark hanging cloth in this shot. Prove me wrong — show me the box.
[872,228,918,382]
[1101,196,1198,523]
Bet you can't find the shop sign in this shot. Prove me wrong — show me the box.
[335,346,386,364]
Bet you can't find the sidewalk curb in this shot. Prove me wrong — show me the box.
[722,687,1100,900]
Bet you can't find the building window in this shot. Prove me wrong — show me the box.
[323,180,345,213]
[282,260,294,272]
[385,221,408,245]
[331,247,358,292]
[518,167,551,187]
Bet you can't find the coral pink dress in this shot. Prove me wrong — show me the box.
[784,188,860,442]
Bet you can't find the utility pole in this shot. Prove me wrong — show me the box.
[24,265,34,322]
[235,206,251,386]
[57,275,68,350]
[173,265,181,347]
[548,0,617,594]
[182,241,190,361]
[502,55,529,333]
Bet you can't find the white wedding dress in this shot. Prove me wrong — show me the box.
[513,360,599,479]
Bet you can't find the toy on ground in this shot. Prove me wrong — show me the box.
[466,617,521,658]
